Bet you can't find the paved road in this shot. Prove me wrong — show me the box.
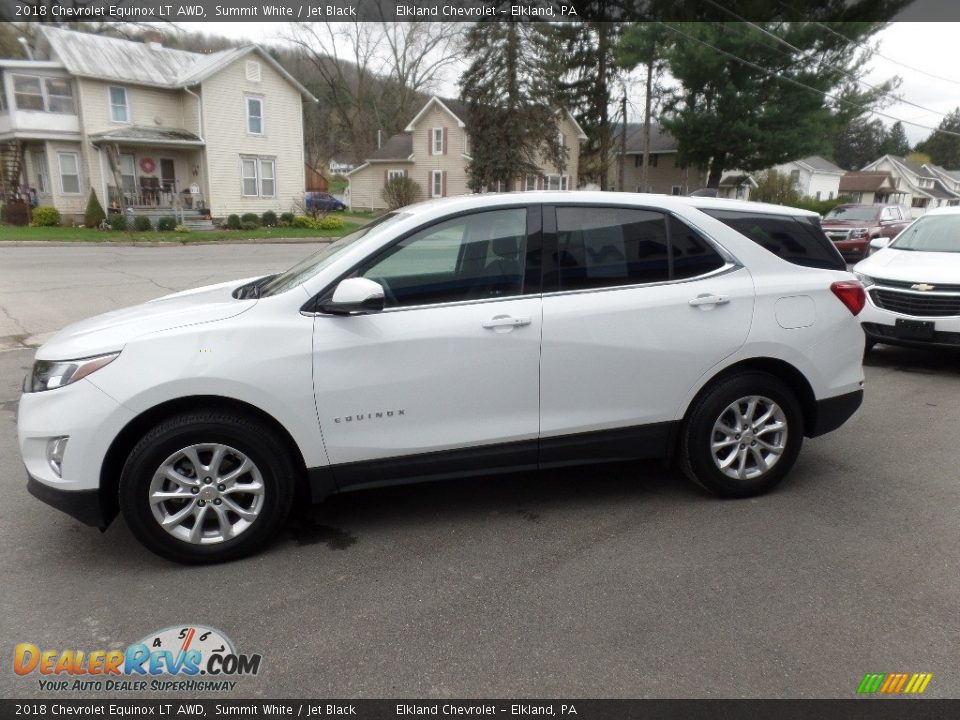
[1,246,958,699]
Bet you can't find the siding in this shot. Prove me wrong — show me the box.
[611,151,706,195]
[348,162,415,211]
[199,57,305,218]
[46,140,87,217]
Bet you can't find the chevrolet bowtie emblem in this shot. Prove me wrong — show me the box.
[911,283,936,291]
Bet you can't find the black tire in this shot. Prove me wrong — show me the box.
[864,337,877,355]
[678,372,803,498]
[119,410,297,564]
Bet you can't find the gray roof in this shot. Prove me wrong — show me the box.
[891,155,938,179]
[368,133,413,161]
[928,179,956,199]
[610,123,679,154]
[797,155,844,173]
[37,27,316,99]
[88,126,204,146]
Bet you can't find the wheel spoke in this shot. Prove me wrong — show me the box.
[718,447,739,469]
[219,458,253,486]
[756,421,786,435]
[750,447,768,472]
[712,438,739,451]
[736,447,749,478]
[224,479,264,496]
[163,466,198,488]
[188,504,209,543]
[181,447,204,478]
[756,438,783,454]
[207,445,226,476]
[211,504,235,540]
[160,502,195,529]
[221,496,257,521]
[151,489,194,504]
[743,398,758,425]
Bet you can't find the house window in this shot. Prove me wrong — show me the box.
[557,131,566,147]
[671,185,682,196]
[240,156,275,197]
[431,170,443,198]
[544,175,568,191]
[245,60,261,82]
[246,96,264,135]
[828,191,834,200]
[32,150,49,194]
[525,175,537,191]
[815,191,821,200]
[432,128,444,155]
[650,154,658,168]
[789,169,801,183]
[13,76,75,113]
[109,86,129,123]
[118,153,136,192]
[387,169,406,182]
[463,134,470,156]
[57,152,81,194]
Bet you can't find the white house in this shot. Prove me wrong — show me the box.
[861,155,960,214]
[771,155,845,201]
[0,27,316,224]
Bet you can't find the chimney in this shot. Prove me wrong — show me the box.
[144,30,164,49]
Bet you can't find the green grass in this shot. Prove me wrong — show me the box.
[0,220,363,243]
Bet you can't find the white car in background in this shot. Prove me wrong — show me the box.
[855,207,960,351]
[18,193,866,564]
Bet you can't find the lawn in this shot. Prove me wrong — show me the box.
[0,211,376,243]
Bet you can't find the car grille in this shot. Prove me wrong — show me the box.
[870,288,960,317]
[871,278,960,292]
[825,230,850,241]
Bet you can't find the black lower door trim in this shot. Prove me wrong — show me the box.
[539,421,676,467]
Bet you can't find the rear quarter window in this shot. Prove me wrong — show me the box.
[702,209,846,270]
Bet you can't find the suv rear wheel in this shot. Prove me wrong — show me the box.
[119,410,296,564]
[679,372,803,497]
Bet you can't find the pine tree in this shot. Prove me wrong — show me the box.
[84,188,106,228]
[459,21,565,192]
[915,109,960,168]
[883,121,910,157]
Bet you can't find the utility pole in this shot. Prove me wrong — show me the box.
[619,86,627,192]
[641,61,653,192]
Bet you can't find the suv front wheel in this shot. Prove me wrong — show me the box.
[679,372,803,497]
[118,410,296,564]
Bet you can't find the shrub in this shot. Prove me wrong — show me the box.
[291,215,318,229]
[261,210,278,227]
[84,189,106,228]
[133,215,152,232]
[156,216,177,232]
[226,214,241,229]
[1,201,30,226]
[240,212,260,226]
[32,206,61,227]
[108,214,128,231]
[380,176,422,210]
[240,220,259,230]
[280,212,295,225]
[318,215,344,230]
[174,225,190,233]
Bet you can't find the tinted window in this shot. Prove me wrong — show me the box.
[553,207,726,290]
[359,208,528,308]
[702,209,845,270]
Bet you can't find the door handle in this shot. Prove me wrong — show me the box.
[482,315,532,329]
[688,294,730,307]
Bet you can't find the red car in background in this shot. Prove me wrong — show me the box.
[820,204,911,260]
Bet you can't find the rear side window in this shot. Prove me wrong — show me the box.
[702,209,845,270]
[553,207,726,291]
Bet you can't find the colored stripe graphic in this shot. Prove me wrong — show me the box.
[857,672,932,694]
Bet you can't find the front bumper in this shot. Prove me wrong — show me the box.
[832,238,870,258]
[860,293,960,349]
[27,475,107,528]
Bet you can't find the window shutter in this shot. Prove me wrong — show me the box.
[384,169,388,186]
[427,171,432,195]
[403,169,408,177]
[427,129,431,155]
[442,171,447,197]
[442,128,447,155]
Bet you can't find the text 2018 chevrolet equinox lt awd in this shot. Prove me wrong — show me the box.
[18,193,866,563]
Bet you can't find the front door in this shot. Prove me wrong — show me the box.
[160,158,176,198]
[312,205,543,488]
[539,205,754,462]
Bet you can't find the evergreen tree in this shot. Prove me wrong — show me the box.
[459,21,565,192]
[84,188,106,228]
[915,108,960,168]
[882,121,910,157]
[832,117,888,170]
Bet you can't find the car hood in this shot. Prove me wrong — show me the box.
[36,277,259,361]
[855,248,960,284]
[821,219,874,227]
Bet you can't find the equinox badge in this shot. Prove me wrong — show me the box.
[334,410,406,423]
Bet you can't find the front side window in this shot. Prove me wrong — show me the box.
[358,208,528,308]
[246,96,263,135]
[553,207,726,291]
[109,86,129,123]
[58,152,80,194]
[32,150,49,193]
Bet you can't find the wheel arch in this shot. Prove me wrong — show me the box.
[99,395,309,527]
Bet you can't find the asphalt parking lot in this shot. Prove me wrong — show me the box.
[1,245,958,700]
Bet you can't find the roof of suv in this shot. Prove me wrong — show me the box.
[398,191,820,219]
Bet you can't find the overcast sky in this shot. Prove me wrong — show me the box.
[181,21,960,146]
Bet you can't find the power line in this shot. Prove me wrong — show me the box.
[656,22,960,140]
[701,0,954,122]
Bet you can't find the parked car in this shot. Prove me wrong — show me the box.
[305,191,346,212]
[854,206,960,351]
[18,193,865,563]
[821,203,911,260]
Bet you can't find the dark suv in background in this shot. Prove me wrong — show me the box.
[821,204,911,260]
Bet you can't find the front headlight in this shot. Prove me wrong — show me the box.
[25,352,120,393]
[850,228,869,238]
[853,272,875,288]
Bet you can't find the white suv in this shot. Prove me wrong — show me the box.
[18,193,866,563]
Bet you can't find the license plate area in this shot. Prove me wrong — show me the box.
[895,318,935,339]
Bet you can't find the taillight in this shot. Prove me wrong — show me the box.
[831,280,866,315]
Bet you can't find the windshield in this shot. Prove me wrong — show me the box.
[823,206,880,222]
[890,215,960,252]
[258,212,407,296]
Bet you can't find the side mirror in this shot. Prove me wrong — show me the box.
[869,237,891,250]
[321,277,385,315]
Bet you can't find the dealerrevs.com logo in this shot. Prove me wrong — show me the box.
[13,625,262,692]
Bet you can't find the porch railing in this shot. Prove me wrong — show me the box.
[107,184,205,212]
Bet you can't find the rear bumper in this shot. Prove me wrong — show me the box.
[808,390,863,437]
[27,475,107,529]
